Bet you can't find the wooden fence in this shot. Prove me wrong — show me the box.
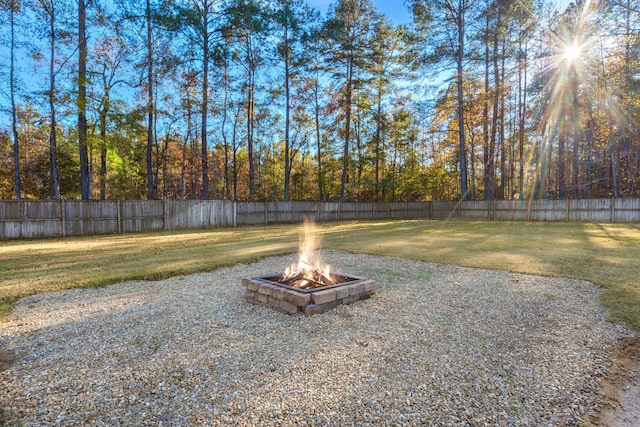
[1,198,639,240]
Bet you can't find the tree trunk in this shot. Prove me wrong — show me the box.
[46,1,61,200]
[340,59,354,202]
[232,108,240,201]
[518,39,527,199]
[99,83,110,200]
[487,15,500,201]
[572,70,579,198]
[247,70,255,201]
[78,0,91,200]
[482,15,490,201]
[283,28,291,201]
[456,0,468,200]
[498,37,506,200]
[10,1,21,200]
[222,65,231,200]
[314,72,324,201]
[201,1,210,200]
[375,83,383,201]
[181,104,191,200]
[146,0,155,200]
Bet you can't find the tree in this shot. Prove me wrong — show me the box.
[145,0,155,199]
[77,0,91,199]
[411,0,473,200]
[226,0,268,201]
[271,0,317,201]
[33,0,73,200]
[4,0,22,199]
[369,17,407,200]
[89,34,128,199]
[323,0,378,201]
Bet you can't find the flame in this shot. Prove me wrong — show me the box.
[283,218,334,288]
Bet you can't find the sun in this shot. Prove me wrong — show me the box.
[564,42,581,61]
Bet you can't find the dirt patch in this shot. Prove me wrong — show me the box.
[591,337,640,426]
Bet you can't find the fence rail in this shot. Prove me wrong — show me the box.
[1,198,639,240]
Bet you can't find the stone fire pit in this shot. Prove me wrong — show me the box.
[242,273,376,315]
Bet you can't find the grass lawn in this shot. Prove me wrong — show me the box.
[1,220,639,329]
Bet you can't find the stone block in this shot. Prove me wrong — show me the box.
[257,284,274,296]
[272,288,286,300]
[312,289,337,305]
[348,283,365,296]
[284,291,311,306]
[364,280,377,292]
[279,300,300,314]
[343,294,360,305]
[268,296,281,307]
[243,278,259,291]
[302,300,339,315]
[336,288,349,300]
[256,293,269,304]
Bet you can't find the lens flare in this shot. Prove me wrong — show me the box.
[564,42,581,61]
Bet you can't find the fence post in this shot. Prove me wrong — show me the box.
[61,200,66,238]
[611,198,616,223]
[233,201,237,227]
[117,200,122,234]
[163,199,168,231]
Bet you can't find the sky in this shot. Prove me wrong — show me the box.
[306,0,574,25]
[305,0,412,25]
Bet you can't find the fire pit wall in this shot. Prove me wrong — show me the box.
[242,276,376,315]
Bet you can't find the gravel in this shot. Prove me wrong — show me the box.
[1,250,636,426]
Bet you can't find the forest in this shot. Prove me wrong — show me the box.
[0,0,639,202]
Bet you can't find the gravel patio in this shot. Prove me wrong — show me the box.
[0,251,635,426]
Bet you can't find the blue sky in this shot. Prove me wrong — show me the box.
[305,0,411,25]
[305,0,574,25]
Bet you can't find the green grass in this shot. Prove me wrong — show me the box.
[1,220,639,329]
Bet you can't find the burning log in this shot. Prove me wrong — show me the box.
[280,218,336,289]
[278,270,331,289]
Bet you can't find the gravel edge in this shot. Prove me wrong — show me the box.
[1,251,636,426]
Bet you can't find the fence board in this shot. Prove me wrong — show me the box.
[317,202,340,222]
[1,198,639,240]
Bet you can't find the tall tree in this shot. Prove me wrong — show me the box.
[35,0,70,200]
[90,34,128,199]
[226,0,267,201]
[172,0,226,199]
[271,0,317,201]
[323,0,378,201]
[4,0,22,199]
[145,0,155,199]
[78,0,90,199]
[114,0,162,199]
[411,0,473,200]
[369,17,407,200]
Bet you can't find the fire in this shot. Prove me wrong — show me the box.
[282,218,335,289]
